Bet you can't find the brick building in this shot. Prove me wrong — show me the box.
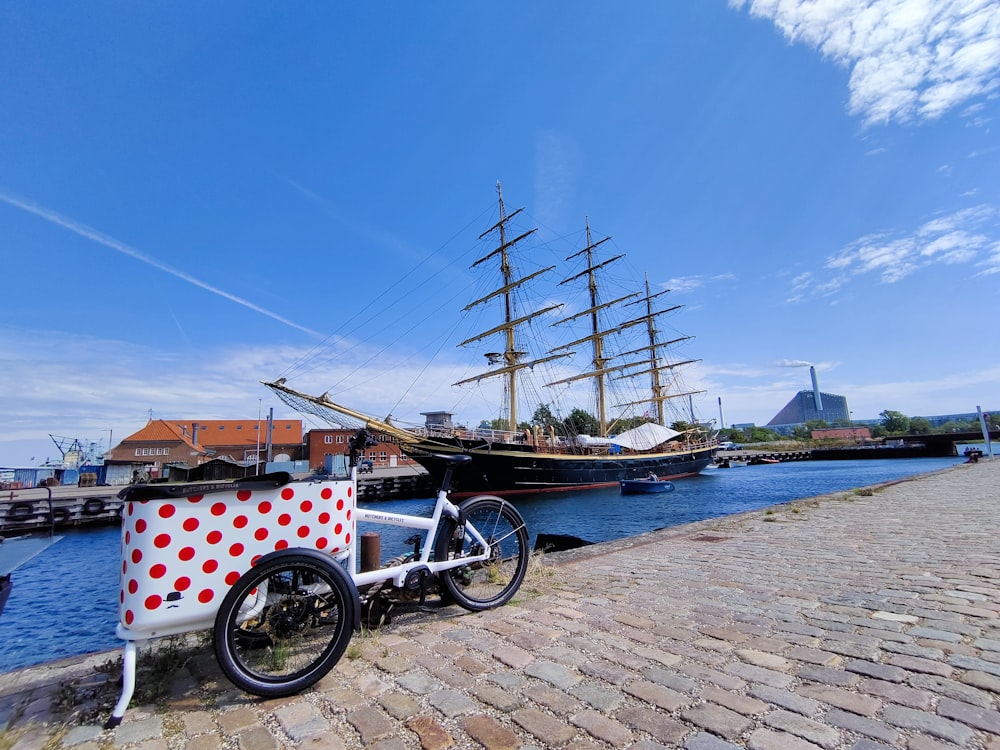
[107,418,303,478]
[810,427,872,442]
[304,428,416,471]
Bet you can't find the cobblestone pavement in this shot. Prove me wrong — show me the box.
[2,459,999,749]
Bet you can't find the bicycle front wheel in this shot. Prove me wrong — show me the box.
[213,552,356,698]
[434,495,529,611]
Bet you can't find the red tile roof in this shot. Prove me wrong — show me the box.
[121,419,302,449]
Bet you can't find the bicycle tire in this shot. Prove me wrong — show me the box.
[213,551,356,697]
[434,495,529,612]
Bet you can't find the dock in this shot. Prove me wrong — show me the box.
[0,484,123,535]
[0,465,435,535]
[1,459,998,748]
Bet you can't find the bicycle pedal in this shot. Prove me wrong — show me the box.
[403,566,431,591]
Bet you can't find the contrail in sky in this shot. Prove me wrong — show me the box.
[0,191,323,338]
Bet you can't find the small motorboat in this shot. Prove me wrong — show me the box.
[620,477,676,495]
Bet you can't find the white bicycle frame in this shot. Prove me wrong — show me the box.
[349,486,496,589]
[107,467,498,727]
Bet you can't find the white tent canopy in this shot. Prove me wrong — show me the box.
[609,423,681,451]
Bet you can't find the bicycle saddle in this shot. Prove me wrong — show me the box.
[430,454,472,466]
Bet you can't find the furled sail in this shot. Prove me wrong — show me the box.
[609,423,681,451]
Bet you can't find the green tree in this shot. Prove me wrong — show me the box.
[531,403,558,430]
[880,410,910,434]
[743,426,780,443]
[805,419,830,431]
[790,425,812,441]
[563,408,599,436]
[717,427,742,442]
[944,419,977,432]
[909,417,932,434]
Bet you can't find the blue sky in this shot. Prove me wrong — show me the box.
[2,1,998,466]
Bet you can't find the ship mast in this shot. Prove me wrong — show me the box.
[551,218,625,436]
[643,275,668,426]
[455,182,568,430]
[551,224,705,434]
[614,276,704,426]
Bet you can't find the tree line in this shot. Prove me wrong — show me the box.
[718,409,999,446]
[482,404,998,447]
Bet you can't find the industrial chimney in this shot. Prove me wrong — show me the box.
[809,366,823,411]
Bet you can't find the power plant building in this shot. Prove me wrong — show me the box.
[767,366,850,430]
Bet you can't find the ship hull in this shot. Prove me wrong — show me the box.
[402,440,716,498]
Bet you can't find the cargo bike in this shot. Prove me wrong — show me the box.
[107,453,529,727]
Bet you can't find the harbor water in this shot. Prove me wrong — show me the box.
[0,457,963,674]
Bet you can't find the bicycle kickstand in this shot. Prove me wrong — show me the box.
[105,640,138,728]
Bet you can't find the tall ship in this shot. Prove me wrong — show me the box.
[268,185,717,497]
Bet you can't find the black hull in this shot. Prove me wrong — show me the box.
[403,440,715,498]
[0,575,10,619]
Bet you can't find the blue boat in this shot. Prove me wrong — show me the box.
[620,478,676,495]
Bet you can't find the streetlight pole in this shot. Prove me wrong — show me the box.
[255,399,262,476]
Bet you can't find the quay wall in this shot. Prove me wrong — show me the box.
[0,466,433,534]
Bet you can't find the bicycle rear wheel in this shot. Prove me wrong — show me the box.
[213,552,356,697]
[434,495,529,611]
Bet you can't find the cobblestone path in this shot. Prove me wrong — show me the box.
[1,459,998,749]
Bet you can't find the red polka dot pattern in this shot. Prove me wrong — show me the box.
[118,479,354,635]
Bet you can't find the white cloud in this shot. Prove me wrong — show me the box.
[0,326,480,465]
[978,242,1000,275]
[0,191,324,338]
[662,275,705,293]
[711,362,1000,425]
[787,204,999,299]
[730,0,1000,126]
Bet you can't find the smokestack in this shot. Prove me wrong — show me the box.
[192,422,199,445]
[810,367,823,411]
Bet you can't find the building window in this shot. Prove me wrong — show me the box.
[324,435,333,444]
[336,435,344,444]
[379,451,387,461]
[135,448,142,456]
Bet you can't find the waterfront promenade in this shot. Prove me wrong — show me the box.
[1,459,999,749]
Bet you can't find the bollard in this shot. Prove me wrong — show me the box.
[360,531,381,572]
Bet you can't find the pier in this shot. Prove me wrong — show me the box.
[0,465,435,535]
[1,459,998,748]
[0,484,122,535]
[714,448,812,465]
